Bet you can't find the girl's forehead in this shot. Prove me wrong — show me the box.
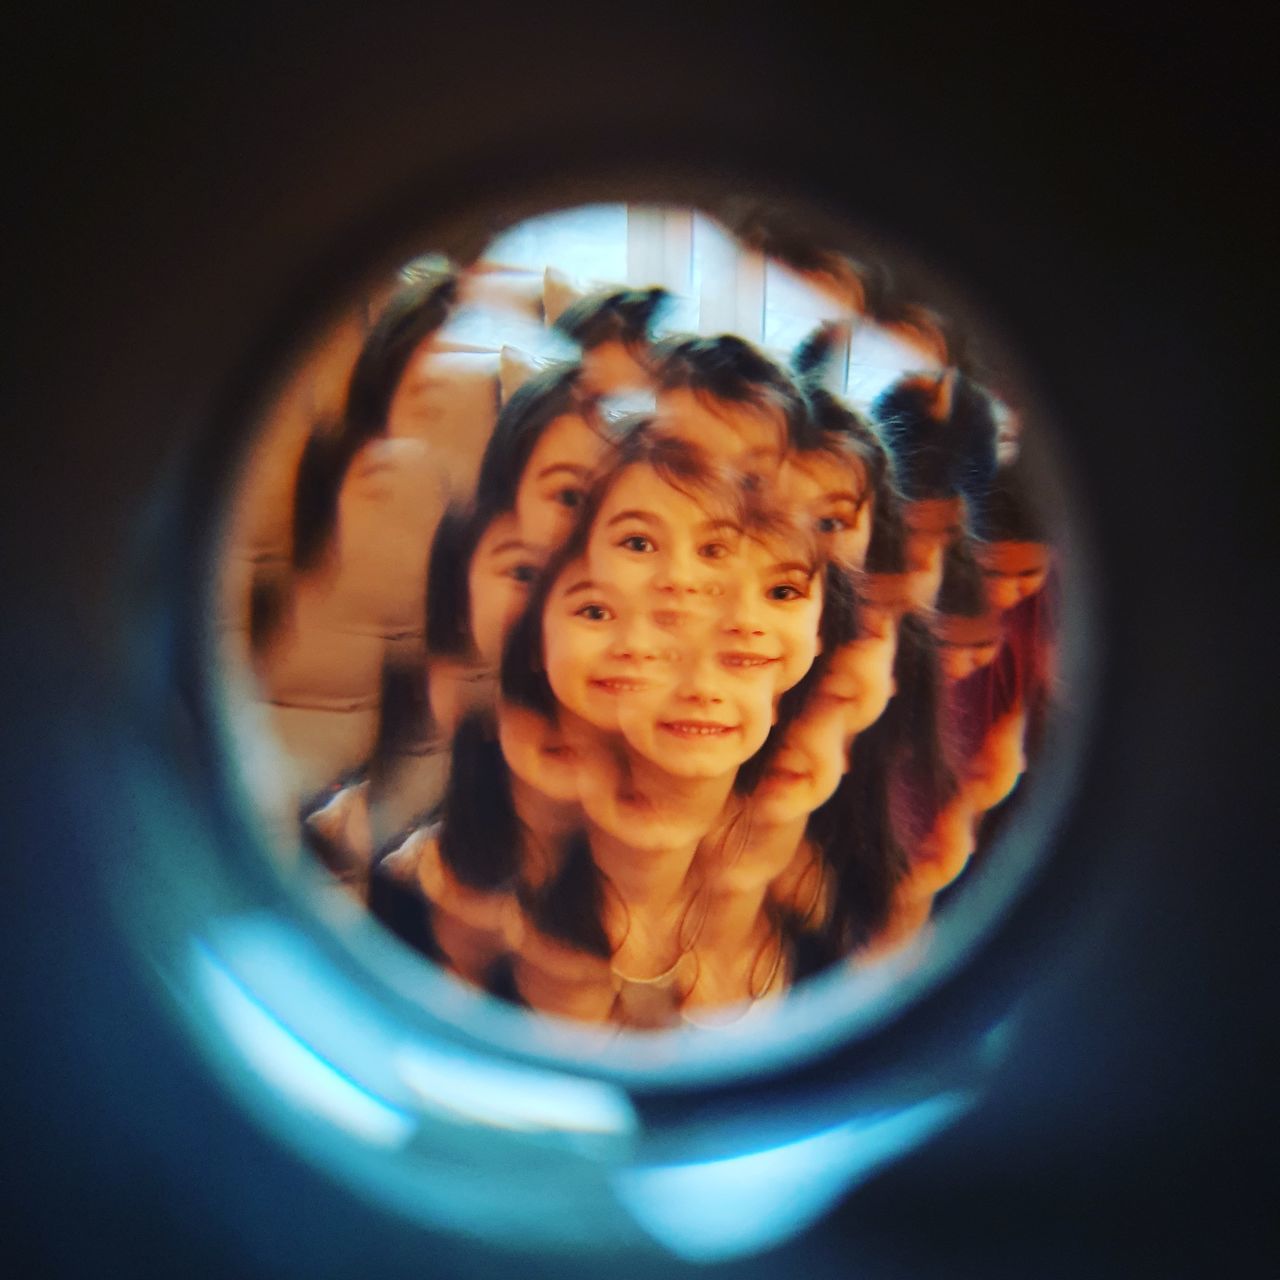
[904,496,965,533]
[656,387,786,459]
[531,411,604,456]
[599,462,738,525]
[742,526,817,572]
[549,554,593,594]
[783,447,868,496]
[474,510,524,557]
[977,540,1050,574]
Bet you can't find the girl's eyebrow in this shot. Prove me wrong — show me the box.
[560,579,606,599]
[605,508,664,528]
[489,539,536,557]
[766,560,816,579]
[697,518,742,534]
[536,462,592,482]
[816,489,865,507]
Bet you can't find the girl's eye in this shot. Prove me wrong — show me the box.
[554,488,583,509]
[816,515,850,534]
[618,534,655,553]
[767,583,805,602]
[575,603,615,621]
[818,689,857,707]
[508,563,538,584]
[699,541,731,560]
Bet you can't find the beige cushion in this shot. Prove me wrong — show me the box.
[227,306,367,568]
[387,347,500,500]
[499,343,555,402]
[266,703,382,802]
[542,266,585,327]
[256,438,446,709]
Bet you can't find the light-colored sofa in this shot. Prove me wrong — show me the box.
[217,263,591,856]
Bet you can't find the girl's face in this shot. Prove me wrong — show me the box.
[586,462,740,605]
[514,413,610,557]
[543,558,679,731]
[779,450,874,569]
[962,707,1028,813]
[975,541,1051,613]
[818,613,899,736]
[716,535,824,694]
[468,512,543,667]
[751,689,851,826]
[496,699,580,805]
[903,497,966,579]
[861,569,940,621]
[616,643,775,780]
[655,388,786,476]
[933,611,1004,682]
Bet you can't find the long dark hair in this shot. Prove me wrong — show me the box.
[435,707,522,892]
[870,371,997,506]
[805,614,954,955]
[807,720,910,953]
[291,268,458,571]
[935,537,989,619]
[553,286,671,354]
[518,829,613,960]
[424,500,487,659]
[473,361,596,513]
[971,451,1048,545]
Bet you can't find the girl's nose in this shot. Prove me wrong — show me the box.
[718,581,767,638]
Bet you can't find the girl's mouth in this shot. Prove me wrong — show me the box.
[717,652,779,670]
[590,678,650,693]
[764,764,810,785]
[658,720,737,739]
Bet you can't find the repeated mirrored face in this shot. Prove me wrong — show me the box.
[467,512,543,666]
[717,534,824,694]
[778,450,873,569]
[514,413,611,556]
[903,496,966,577]
[858,573,919,618]
[496,698,580,805]
[542,558,679,731]
[962,707,1028,812]
[751,689,851,826]
[933,611,1004,682]
[585,462,741,603]
[654,388,786,476]
[616,643,775,780]
[818,614,899,736]
[236,213,1066,1034]
[976,541,1051,612]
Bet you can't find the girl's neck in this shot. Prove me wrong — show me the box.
[628,752,737,829]
[719,810,809,892]
[587,822,699,915]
